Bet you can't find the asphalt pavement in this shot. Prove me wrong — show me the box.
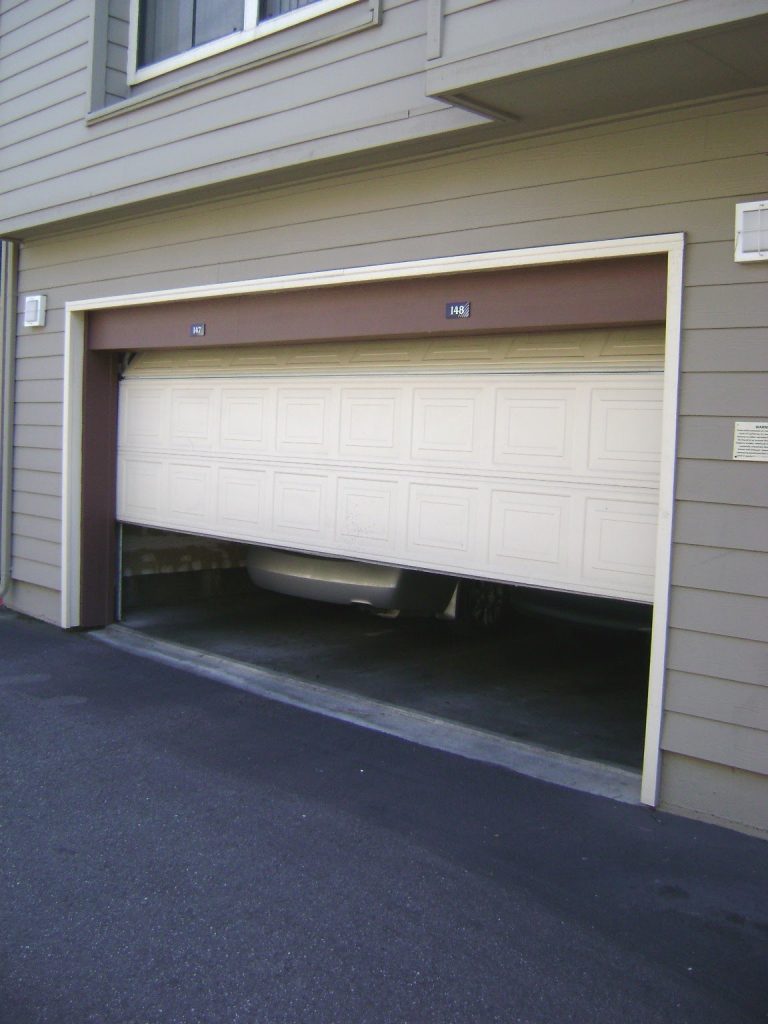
[0,607,766,1024]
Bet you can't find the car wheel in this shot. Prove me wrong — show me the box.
[455,580,508,632]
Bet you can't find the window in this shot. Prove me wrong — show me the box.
[129,0,356,83]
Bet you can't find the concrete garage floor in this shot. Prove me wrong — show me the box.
[121,587,650,772]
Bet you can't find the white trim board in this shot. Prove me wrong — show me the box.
[62,233,685,808]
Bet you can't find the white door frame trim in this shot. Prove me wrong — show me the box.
[61,232,685,807]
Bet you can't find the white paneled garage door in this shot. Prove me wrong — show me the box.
[117,329,664,602]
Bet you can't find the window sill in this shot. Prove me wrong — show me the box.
[88,0,379,124]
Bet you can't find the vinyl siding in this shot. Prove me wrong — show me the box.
[0,0,482,235]
[105,0,129,105]
[7,91,768,832]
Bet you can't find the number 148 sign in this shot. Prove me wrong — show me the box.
[446,302,471,319]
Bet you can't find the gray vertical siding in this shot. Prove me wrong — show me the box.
[8,92,768,833]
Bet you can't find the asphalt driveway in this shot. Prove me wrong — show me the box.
[0,607,766,1024]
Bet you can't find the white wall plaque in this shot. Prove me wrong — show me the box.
[733,421,768,461]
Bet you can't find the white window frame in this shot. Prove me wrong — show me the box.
[127,0,361,85]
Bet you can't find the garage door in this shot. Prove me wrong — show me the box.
[117,328,664,602]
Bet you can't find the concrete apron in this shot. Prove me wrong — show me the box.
[96,624,642,805]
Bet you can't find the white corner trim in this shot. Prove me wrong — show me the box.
[640,235,684,807]
[61,233,685,807]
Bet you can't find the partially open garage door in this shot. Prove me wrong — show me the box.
[117,329,663,603]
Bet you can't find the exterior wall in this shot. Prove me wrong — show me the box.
[0,0,481,235]
[8,92,768,834]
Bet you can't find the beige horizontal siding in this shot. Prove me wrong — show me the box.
[12,512,62,544]
[12,491,61,520]
[662,712,768,776]
[12,557,61,591]
[3,35,768,233]
[12,535,60,568]
[669,589,768,644]
[665,672,768,732]
[667,629,766,688]
[671,545,768,598]
[7,580,61,625]
[13,448,61,474]
[675,460,767,507]
[679,372,768,415]
[660,753,768,837]
[14,355,64,381]
[673,502,768,552]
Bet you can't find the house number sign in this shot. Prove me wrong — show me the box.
[446,302,471,319]
[190,323,206,337]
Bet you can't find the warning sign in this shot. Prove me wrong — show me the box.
[733,422,768,461]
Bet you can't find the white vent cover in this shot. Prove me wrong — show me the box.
[23,294,47,327]
[735,200,768,262]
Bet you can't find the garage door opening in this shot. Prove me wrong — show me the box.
[116,525,652,771]
[114,324,662,775]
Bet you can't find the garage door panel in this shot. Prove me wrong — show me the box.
[588,385,663,478]
[406,483,479,562]
[118,340,663,602]
[119,457,166,521]
[583,498,659,591]
[275,388,336,456]
[411,388,485,463]
[493,390,579,470]
[272,472,331,540]
[169,387,217,453]
[336,477,398,553]
[489,490,571,575]
[219,388,272,453]
[216,467,268,537]
[119,384,169,450]
[339,389,403,460]
[167,462,216,527]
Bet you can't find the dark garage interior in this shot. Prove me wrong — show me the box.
[118,526,652,772]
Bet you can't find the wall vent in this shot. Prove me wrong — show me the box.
[735,200,768,262]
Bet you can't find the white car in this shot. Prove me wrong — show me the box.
[245,546,508,630]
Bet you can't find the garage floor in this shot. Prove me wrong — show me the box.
[121,588,650,771]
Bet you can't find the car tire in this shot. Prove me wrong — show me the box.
[455,580,508,633]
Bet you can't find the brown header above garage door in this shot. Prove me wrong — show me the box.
[88,255,667,351]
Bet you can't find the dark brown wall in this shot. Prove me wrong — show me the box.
[88,256,667,351]
[80,344,119,628]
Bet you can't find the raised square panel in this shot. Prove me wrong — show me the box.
[276,389,332,455]
[217,468,266,536]
[412,389,479,460]
[273,473,327,536]
[117,457,165,521]
[119,384,168,449]
[489,490,569,572]
[170,388,215,452]
[583,498,658,598]
[168,463,214,524]
[336,478,397,551]
[340,390,399,457]
[407,484,475,556]
[493,389,576,469]
[588,385,663,479]
[220,388,270,452]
